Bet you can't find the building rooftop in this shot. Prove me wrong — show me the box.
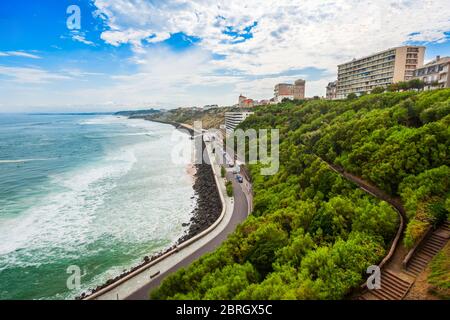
[421,56,450,67]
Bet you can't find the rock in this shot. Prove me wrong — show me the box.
[177,141,222,245]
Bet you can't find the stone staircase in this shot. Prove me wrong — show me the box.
[359,270,413,300]
[358,220,449,300]
[405,223,449,276]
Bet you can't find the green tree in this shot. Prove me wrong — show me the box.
[387,83,399,92]
[408,79,425,91]
[398,81,410,91]
[150,89,450,301]
[371,86,385,94]
[347,93,358,100]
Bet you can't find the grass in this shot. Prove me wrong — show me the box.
[428,241,450,299]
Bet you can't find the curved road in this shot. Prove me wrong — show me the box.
[126,169,249,300]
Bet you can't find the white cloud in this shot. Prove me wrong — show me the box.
[86,0,450,102]
[3,1,450,110]
[0,51,42,59]
[71,34,96,46]
[93,0,450,72]
[0,66,73,84]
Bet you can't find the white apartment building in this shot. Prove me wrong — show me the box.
[336,46,425,99]
[224,112,254,136]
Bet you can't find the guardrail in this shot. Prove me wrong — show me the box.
[84,136,227,300]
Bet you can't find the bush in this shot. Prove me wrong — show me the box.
[226,181,233,197]
[347,93,358,100]
[371,87,385,94]
[403,219,430,249]
[221,166,226,178]
[429,200,448,227]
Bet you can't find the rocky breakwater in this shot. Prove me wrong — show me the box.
[178,139,222,243]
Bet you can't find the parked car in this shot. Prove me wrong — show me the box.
[236,175,243,183]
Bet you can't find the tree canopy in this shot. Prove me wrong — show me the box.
[151,89,450,300]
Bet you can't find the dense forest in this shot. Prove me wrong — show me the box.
[151,89,450,300]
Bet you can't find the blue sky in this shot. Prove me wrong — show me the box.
[0,0,450,112]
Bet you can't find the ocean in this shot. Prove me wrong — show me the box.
[0,114,195,299]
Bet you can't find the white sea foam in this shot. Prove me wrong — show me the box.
[0,142,140,252]
[0,159,52,164]
[0,116,196,299]
[0,121,194,270]
[78,116,127,125]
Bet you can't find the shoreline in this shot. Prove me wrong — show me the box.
[77,118,222,300]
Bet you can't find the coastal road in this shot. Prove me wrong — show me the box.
[125,156,249,300]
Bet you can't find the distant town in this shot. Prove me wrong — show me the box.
[194,45,450,112]
[120,45,450,139]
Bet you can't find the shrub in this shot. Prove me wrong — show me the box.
[347,93,358,100]
[371,87,385,94]
[226,181,233,197]
[403,219,430,249]
[221,166,226,178]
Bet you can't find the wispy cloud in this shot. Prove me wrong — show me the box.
[0,66,72,84]
[0,51,42,59]
[71,33,96,46]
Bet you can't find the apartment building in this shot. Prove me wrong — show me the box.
[336,46,425,99]
[274,79,306,102]
[413,55,450,90]
[326,81,338,100]
[225,112,254,136]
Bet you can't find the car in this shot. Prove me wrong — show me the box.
[236,175,243,183]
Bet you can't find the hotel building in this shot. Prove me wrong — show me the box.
[336,46,425,99]
[274,79,306,102]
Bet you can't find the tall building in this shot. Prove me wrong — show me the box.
[225,112,254,136]
[274,79,306,102]
[413,56,450,90]
[326,81,337,100]
[336,46,425,99]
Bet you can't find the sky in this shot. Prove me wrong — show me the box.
[0,0,450,112]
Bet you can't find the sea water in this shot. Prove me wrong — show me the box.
[0,114,195,299]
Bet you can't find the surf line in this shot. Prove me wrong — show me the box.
[0,158,53,164]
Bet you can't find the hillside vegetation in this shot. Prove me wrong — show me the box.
[142,106,239,129]
[428,242,450,299]
[151,90,450,300]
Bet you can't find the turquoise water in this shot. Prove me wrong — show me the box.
[0,114,195,299]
